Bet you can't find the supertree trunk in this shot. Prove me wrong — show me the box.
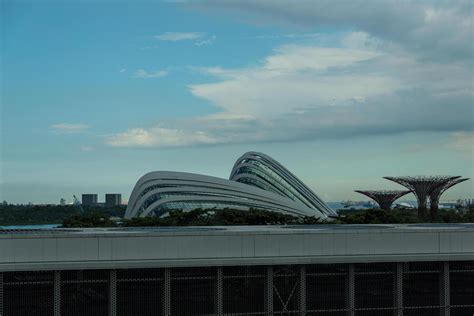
[417,196,428,218]
[430,201,439,220]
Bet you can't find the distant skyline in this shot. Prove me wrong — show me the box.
[1,1,473,204]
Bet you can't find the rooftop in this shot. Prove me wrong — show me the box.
[2,223,474,237]
[1,224,473,272]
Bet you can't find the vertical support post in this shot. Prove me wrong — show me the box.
[440,262,450,316]
[54,271,61,316]
[216,267,224,316]
[163,268,171,316]
[265,266,273,315]
[347,264,355,316]
[299,265,306,315]
[109,270,117,316]
[395,262,404,316]
[0,273,4,316]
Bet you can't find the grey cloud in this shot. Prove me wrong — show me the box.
[107,2,472,149]
[108,39,472,148]
[194,0,473,61]
[106,90,473,148]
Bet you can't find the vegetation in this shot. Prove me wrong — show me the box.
[1,203,473,228]
[62,211,118,228]
[0,204,125,226]
[123,208,324,227]
[338,206,474,224]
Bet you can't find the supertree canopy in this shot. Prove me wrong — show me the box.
[383,176,461,216]
[429,178,470,217]
[354,190,412,210]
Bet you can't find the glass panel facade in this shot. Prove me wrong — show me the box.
[233,163,316,210]
[150,200,297,218]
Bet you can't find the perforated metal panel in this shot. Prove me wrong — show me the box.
[223,266,265,314]
[0,272,3,316]
[216,267,224,315]
[355,263,395,313]
[109,270,116,316]
[163,268,171,316]
[54,271,61,316]
[450,261,474,316]
[272,265,301,313]
[299,265,306,315]
[60,270,109,316]
[1,261,474,315]
[306,264,348,314]
[116,268,163,316]
[3,271,54,316]
[170,267,216,315]
[266,265,273,315]
[347,264,355,316]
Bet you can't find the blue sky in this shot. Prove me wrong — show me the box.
[1,1,473,204]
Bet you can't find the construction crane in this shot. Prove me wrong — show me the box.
[73,195,84,213]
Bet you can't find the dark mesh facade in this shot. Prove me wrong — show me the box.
[1,261,473,316]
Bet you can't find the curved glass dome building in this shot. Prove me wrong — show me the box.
[125,171,326,219]
[230,152,337,217]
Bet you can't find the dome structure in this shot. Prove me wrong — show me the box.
[124,171,327,219]
[230,152,337,217]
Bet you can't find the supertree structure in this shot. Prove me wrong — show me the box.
[429,178,469,218]
[354,190,412,210]
[383,176,460,216]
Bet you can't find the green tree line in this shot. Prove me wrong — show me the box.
[62,206,474,228]
[0,204,125,226]
[2,204,473,228]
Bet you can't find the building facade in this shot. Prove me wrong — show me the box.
[125,151,335,220]
[1,224,473,315]
[81,194,98,206]
[230,152,337,217]
[124,171,326,219]
[105,194,122,207]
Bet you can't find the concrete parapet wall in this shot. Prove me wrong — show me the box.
[1,224,474,271]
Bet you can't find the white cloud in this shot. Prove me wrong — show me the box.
[106,127,218,148]
[248,33,326,40]
[132,69,168,79]
[195,35,216,46]
[189,43,398,118]
[119,68,126,73]
[155,32,216,46]
[107,32,472,148]
[196,1,473,61]
[51,123,90,133]
[155,32,204,41]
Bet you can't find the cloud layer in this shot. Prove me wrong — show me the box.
[155,32,204,41]
[155,32,216,46]
[51,123,90,133]
[107,2,473,148]
[198,0,473,61]
[133,69,168,79]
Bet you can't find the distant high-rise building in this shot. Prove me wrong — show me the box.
[82,194,98,206]
[60,198,66,206]
[105,194,121,207]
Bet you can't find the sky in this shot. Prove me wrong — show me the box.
[1,0,473,204]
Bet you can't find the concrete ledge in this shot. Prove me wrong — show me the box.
[1,224,474,272]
